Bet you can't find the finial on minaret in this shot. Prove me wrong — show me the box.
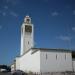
[24,15,31,24]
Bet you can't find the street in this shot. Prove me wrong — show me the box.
[0,72,11,75]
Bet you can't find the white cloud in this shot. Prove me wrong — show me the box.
[0,26,2,30]
[10,11,18,17]
[51,12,59,16]
[6,0,20,5]
[66,5,71,9]
[4,6,8,10]
[72,27,75,31]
[6,0,10,3]
[57,35,71,41]
[43,0,49,3]
[2,12,6,16]
[0,11,1,13]
[73,10,75,15]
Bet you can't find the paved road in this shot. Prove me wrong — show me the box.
[0,72,11,75]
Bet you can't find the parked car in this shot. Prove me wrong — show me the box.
[0,65,11,72]
[11,70,28,75]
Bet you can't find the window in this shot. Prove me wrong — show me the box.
[46,54,47,60]
[65,54,66,60]
[27,19,30,22]
[56,54,57,60]
[21,27,23,35]
[28,41,29,44]
[25,25,32,33]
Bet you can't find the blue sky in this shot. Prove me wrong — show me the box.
[0,0,75,65]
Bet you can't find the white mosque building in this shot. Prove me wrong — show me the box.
[11,16,75,73]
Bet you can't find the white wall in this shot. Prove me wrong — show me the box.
[11,64,15,71]
[72,59,75,72]
[17,49,73,73]
[40,50,72,72]
[20,15,34,56]
[20,24,34,55]
[19,49,40,73]
[16,57,20,70]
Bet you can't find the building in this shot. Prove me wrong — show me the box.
[11,15,75,73]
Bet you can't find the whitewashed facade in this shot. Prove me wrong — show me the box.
[20,15,34,55]
[19,49,40,72]
[40,49,72,72]
[11,64,15,71]
[12,16,75,73]
[17,48,73,73]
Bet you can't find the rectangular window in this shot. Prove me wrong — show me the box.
[28,41,29,44]
[65,54,66,60]
[46,54,47,60]
[56,54,57,60]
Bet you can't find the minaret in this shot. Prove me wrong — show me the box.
[20,15,34,55]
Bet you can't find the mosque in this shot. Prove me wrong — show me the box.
[11,16,75,73]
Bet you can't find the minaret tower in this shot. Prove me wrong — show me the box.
[20,15,34,55]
